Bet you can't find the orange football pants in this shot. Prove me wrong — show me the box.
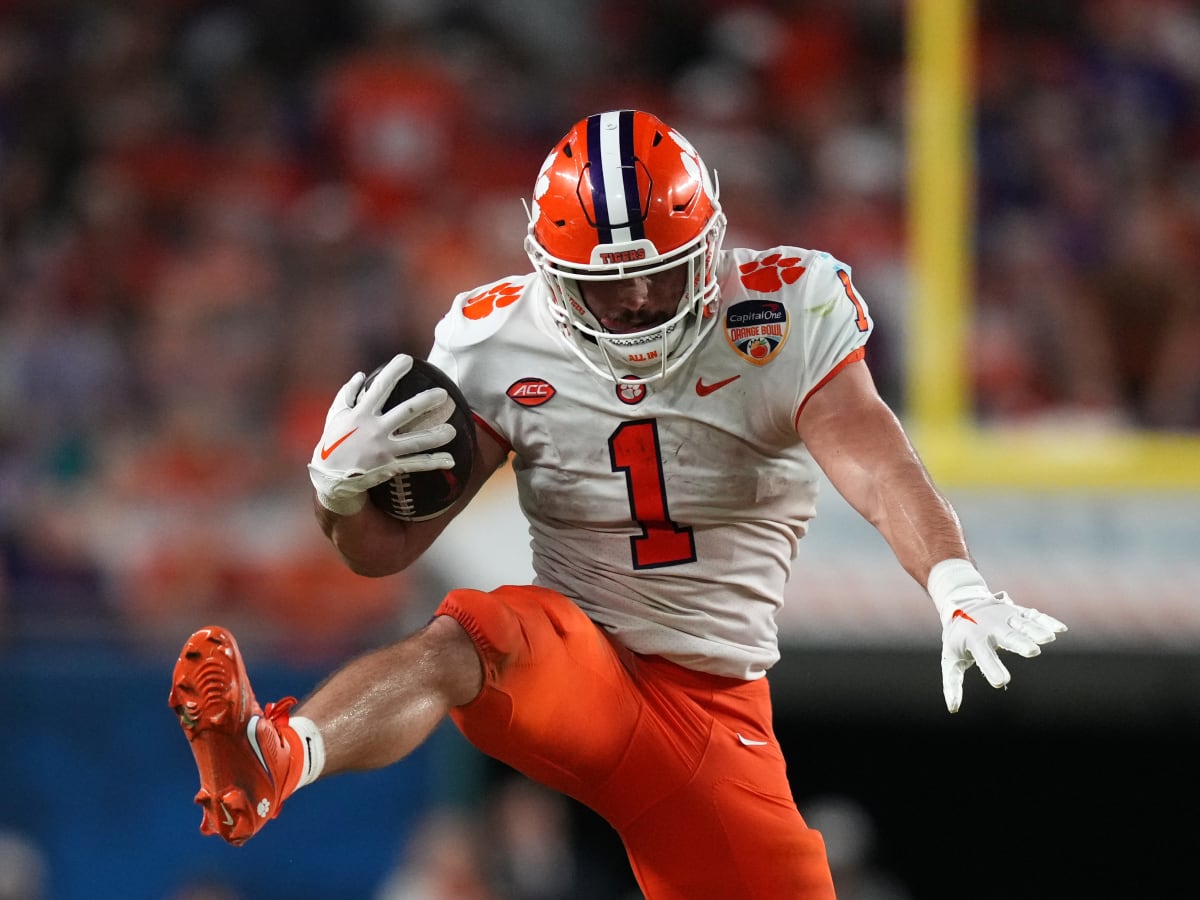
[436,584,835,900]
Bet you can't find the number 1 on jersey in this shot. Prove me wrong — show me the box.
[835,268,870,332]
[609,420,697,569]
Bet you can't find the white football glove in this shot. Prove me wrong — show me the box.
[928,560,1067,714]
[307,354,457,515]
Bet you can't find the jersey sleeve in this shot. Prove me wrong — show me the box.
[791,251,873,422]
[426,275,538,445]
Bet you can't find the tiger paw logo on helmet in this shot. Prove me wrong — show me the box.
[738,254,806,293]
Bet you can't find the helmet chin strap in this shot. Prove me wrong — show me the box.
[597,322,680,381]
[536,245,723,387]
[565,270,692,383]
[526,186,727,387]
[567,300,717,386]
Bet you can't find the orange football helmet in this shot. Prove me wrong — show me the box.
[524,109,727,384]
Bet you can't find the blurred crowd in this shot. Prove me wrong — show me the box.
[2,0,1199,652]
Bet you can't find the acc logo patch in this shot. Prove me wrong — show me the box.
[724,299,789,365]
[507,378,555,407]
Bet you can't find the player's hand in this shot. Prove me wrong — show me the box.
[307,354,457,515]
[938,592,1067,713]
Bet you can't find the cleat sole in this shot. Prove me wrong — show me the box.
[169,625,282,846]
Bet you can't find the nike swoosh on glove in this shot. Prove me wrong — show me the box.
[307,354,457,515]
[939,592,1067,713]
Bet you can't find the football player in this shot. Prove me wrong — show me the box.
[171,109,1066,898]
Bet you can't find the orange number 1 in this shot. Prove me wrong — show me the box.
[836,269,870,332]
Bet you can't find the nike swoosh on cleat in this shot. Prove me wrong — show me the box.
[736,733,769,747]
[951,609,978,625]
[696,375,741,396]
[246,715,273,783]
[320,428,358,460]
[220,802,235,827]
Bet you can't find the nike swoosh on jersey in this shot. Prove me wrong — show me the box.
[320,428,358,460]
[736,733,769,747]
[695,375,741,396]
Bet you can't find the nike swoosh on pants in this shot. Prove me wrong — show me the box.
[736,733,769,747]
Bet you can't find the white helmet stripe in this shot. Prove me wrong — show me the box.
[596,110,634,244]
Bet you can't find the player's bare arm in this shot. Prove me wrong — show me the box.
[796,358,968,586]
[315,428,509,577]
[798,357,1067,711]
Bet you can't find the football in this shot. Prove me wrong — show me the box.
[363,357,477,522]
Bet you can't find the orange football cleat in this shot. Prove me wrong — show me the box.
[168,626,300,846]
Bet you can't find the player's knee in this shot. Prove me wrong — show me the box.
[436,587,527,682]
[412,613,480,703]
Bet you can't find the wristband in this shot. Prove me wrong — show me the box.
[926,558,989,625]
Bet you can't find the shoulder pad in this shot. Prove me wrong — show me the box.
[433,275,536,350]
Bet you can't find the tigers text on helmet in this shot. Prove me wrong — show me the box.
[524,109,727,385]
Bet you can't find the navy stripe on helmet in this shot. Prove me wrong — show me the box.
[585,114,612,242]
[585,111,646,245]
[616,110,645,241]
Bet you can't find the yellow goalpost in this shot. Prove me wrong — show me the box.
[905,0,1200,490]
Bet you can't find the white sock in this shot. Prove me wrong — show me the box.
[289,716,326,790]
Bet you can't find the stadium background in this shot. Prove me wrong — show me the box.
[2,0,1198,897]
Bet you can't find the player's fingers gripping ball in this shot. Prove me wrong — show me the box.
[364,357,477,521]
[307,354,476,519]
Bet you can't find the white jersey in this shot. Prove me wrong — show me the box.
[428,247,873,679]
